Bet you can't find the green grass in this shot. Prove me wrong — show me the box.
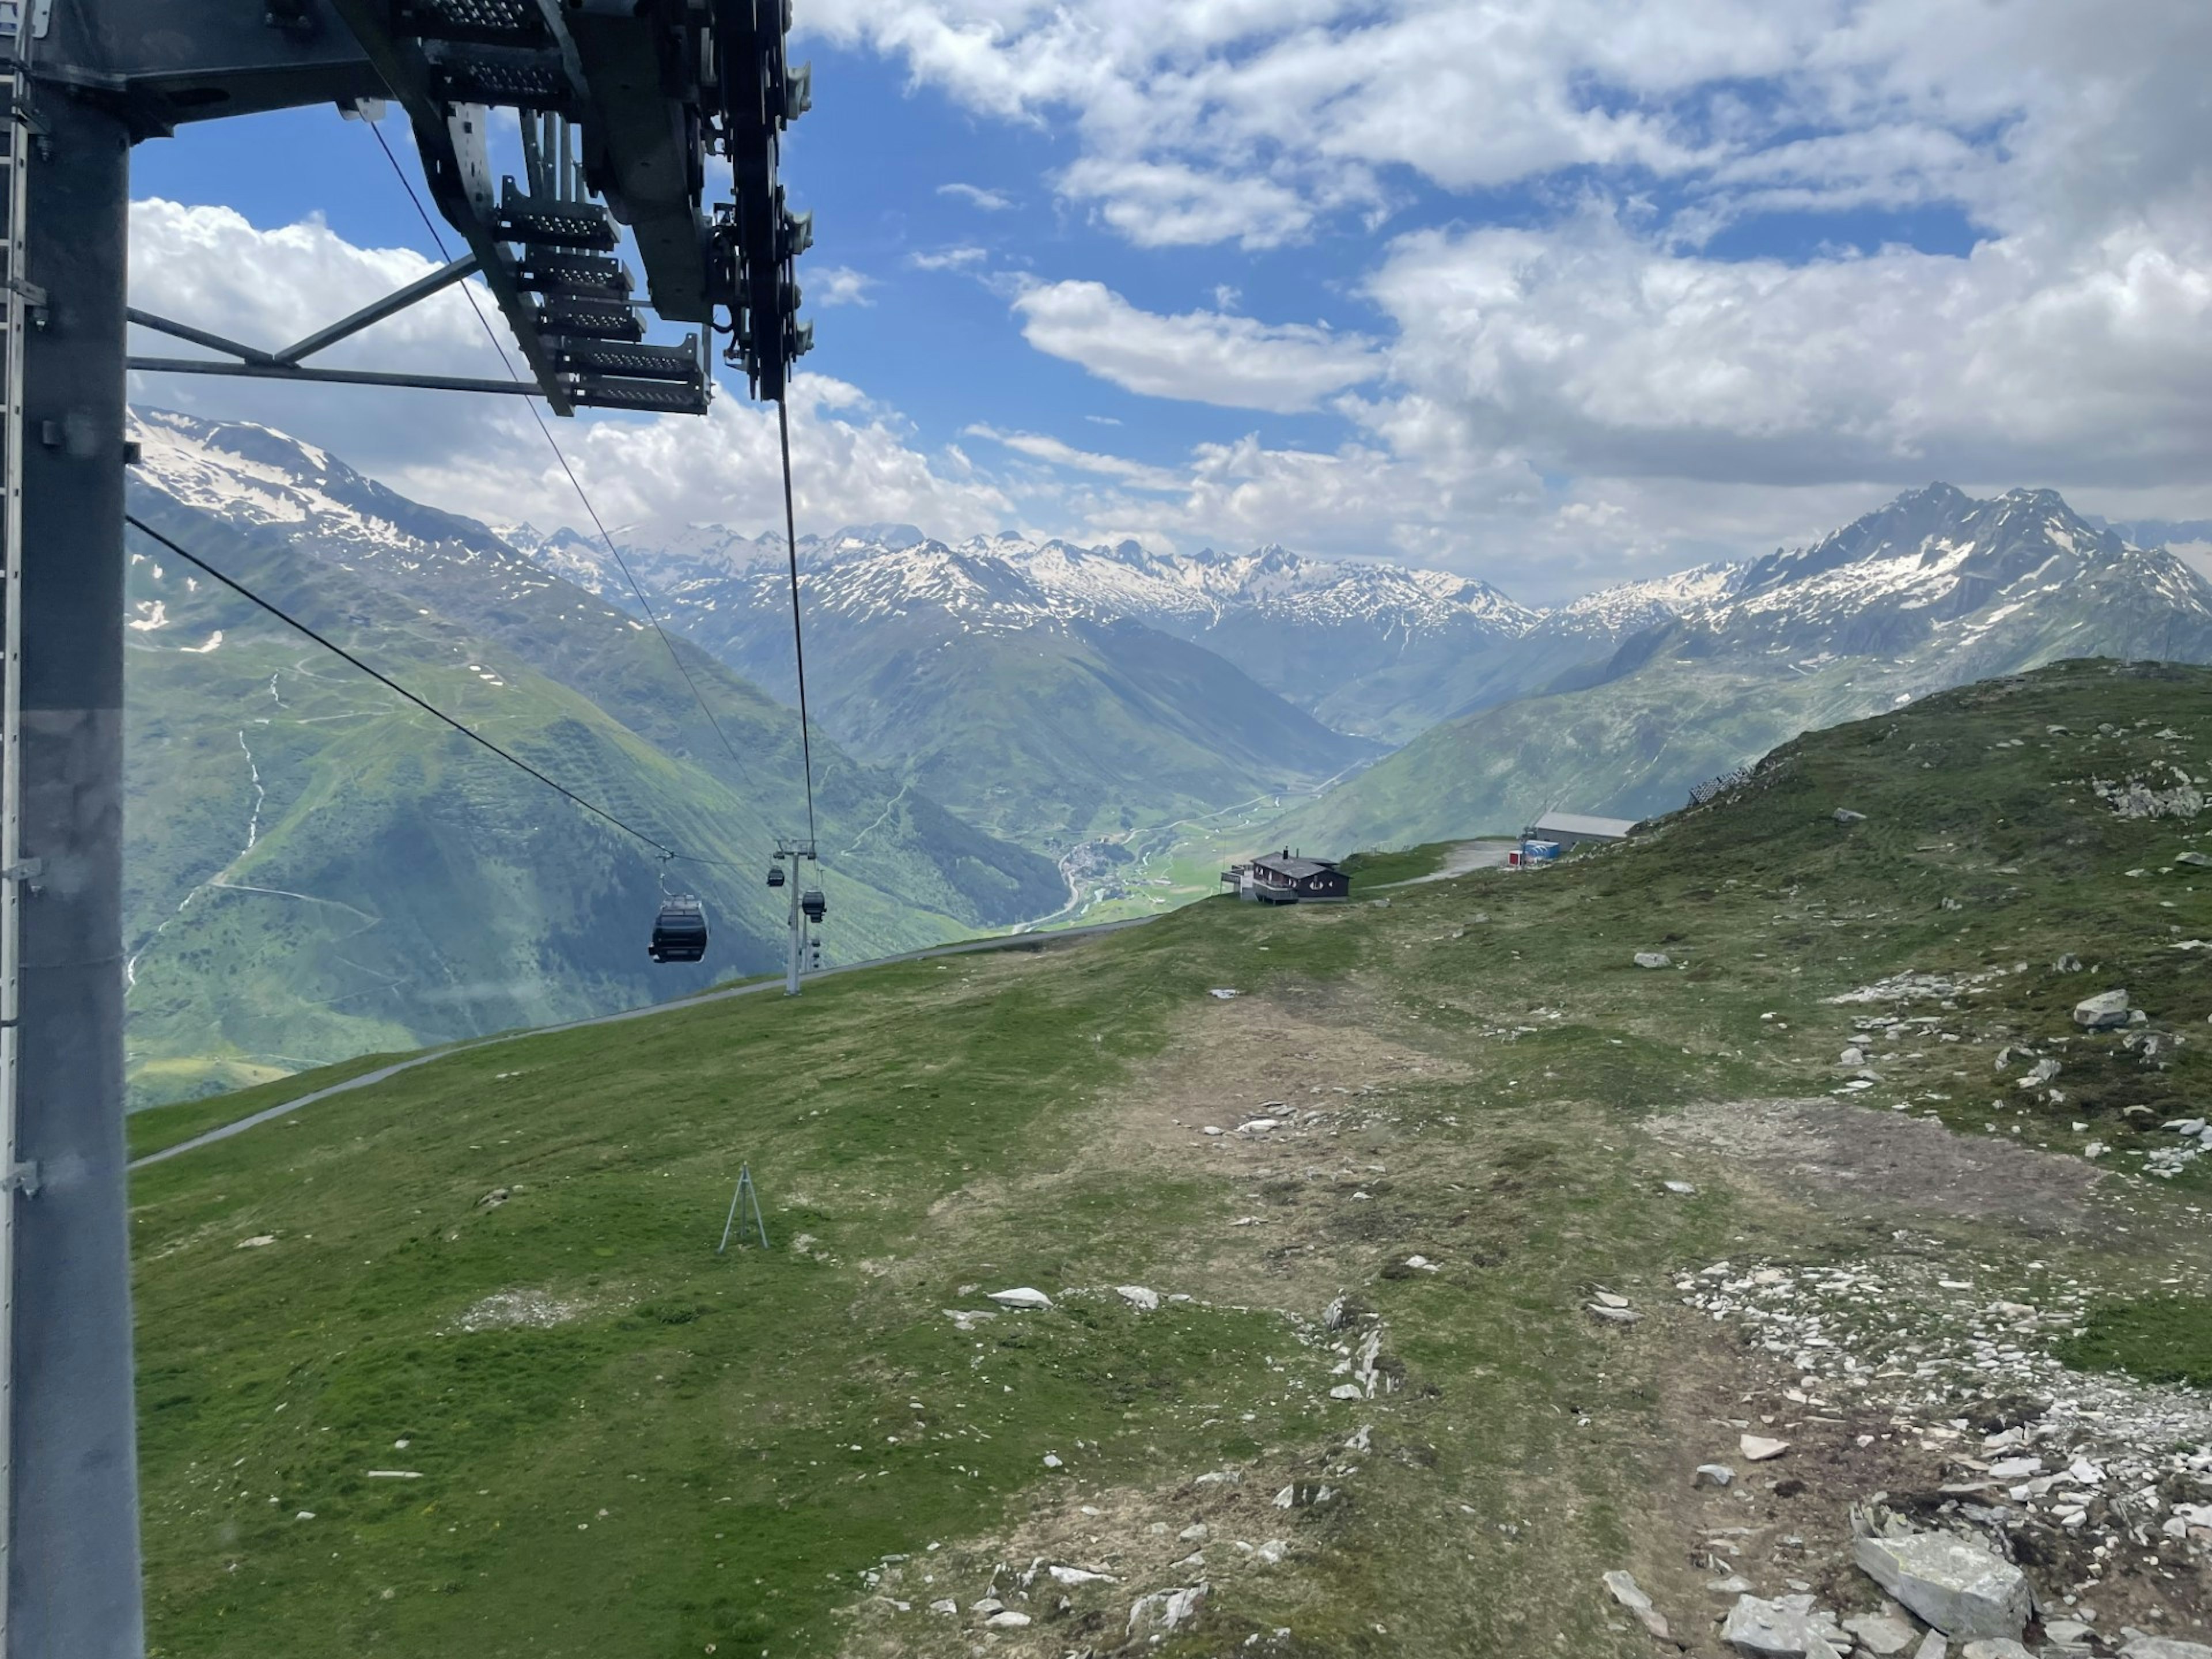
[2057,1297,2212,1389]
[1338,840,1468,887]
[128,1051,415,1160]
[131,658,2212,1658]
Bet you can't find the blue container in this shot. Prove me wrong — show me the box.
[1521,839,1561,863]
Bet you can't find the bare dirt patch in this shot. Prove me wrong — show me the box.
[1652,1097,2106,1232]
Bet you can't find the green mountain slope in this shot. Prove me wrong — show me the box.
[645,543,1380,850]
[129,657,2212,1657]
[1270,484,2212,853]
[123,414,1061,1101]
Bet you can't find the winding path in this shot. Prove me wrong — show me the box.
[131,917,1153,1171]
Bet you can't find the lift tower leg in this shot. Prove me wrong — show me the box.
[3,90,144,1658]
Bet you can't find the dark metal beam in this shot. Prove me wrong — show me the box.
[122,306,273,365]
[271,251,478,363]
[127,355,541,396]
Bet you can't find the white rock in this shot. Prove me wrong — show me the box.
[1602,1570,1672,1641]
[1177,1523,1209,1542]
[1042,1453,1062,1468]
[1844,1612,1918,1656]
[1328,1382,1364,1399]
[236,1235,276,1249]
[984,1610,1031,1628]
[1207,988,1240,1000]
[1664,1180,1697,1195]
[1912,1635,1948,1659]
[1255,1539,1285,1566]
[1593,1291,1631,1308]
[1957,1642,2030,1659]
[1851,1533,2029,1642]
[987,1286,1052,1310]
[1126,1585,1206,1637]
[1048,1564,1114,1586]
[928,1598,957,1615]
[2073,989,2132,1030]
[1634,951,1672,969]
[1588,1304,1643,1325]
[1740,1434,1791,1461]
[1115,1285,1161,1311]
[1720,1592,1848,1657]
[1695,1464,1736,1488]
[2120,1639,2212,1659]
[1237,1118,1280,1135]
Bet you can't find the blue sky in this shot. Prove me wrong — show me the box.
[126,1,2212,604]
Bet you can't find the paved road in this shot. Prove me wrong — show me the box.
[131,916,1155,1171]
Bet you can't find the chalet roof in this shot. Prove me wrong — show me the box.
[1252,855,1340,880]
[1529,811,1640,840]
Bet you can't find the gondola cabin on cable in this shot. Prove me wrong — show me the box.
[766,863,786,888]
[649,895,709,963]
[801,888,826,924]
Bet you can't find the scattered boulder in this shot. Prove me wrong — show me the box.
[2119,1637,2212,1659]
[1634,952,1672,969]
[1126,1585,1206,1637]
[2179,851,2212,868]
[1207,988,1240,1000]
[1048,1564,1114,1586]
[2054,952,2083,972]
[1694,1464,1736,1489]
[2073,988,2133,1029]
[1851,1532,2029,1642]
[1601,1570,1672,1641]
[1115,1285,1161,1311]
[1740,1434,1791,1461]
[476,1187,510,1209]
[1834,808,1868,824]
[1720,1592,1849,1657]
[1956,1642,2029,1659]
[1840,1047,1866,1066]
[987,1286,1053,1310]
[1843,1612,1919,1656]
[1587,1303,1642,1325]
[1911,1635,1948,1659]
[1664,1180,1697,1196]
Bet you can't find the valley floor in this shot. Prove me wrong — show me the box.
[127,660,2212,1658]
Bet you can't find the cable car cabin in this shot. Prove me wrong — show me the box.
[649,895,709,964]
[800,889,826,924]
[766,865,786,888]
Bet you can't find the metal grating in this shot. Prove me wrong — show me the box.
[431,53,568,106]
[571,376,711,414]
[400,0,548,44]
[548,339,700,380]
[494,194,619,251]
[514,251,632,300]
[535,297,643,341]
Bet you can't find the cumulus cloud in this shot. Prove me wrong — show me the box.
[906,244,990,271]
[1365,203,2212,490]
[1011,280,1380,412]
[126,201,1009,546]
[808,264,878,306]
[938,181,1016,211]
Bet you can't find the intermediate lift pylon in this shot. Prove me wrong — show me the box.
[0,5,814,1654]
[771,836,824,995]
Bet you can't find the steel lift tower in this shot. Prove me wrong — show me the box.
[0,4,811,1653]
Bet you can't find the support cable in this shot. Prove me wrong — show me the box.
[123,513,732,869]
[365,120,755,782]
[775,397,817,847]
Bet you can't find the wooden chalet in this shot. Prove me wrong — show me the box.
[1221,850,1351,904]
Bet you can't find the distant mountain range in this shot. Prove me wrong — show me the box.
[1270,483,2212,851]
[123,410,1061,1103]
[126,403,2212,1096]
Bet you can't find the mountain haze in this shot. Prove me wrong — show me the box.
[123,410,1061,1101]
[1271,483,2212,851]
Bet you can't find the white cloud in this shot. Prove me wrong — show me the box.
[938,181,1016,211]
[808,264,878,306]
[906,244,991,271]
[964,423,1183,487]
[1365,203,2212,490]
[126,201,1010,548]
[1011,279,1380,412]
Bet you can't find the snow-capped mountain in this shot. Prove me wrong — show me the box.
[1273,482,2212,854]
